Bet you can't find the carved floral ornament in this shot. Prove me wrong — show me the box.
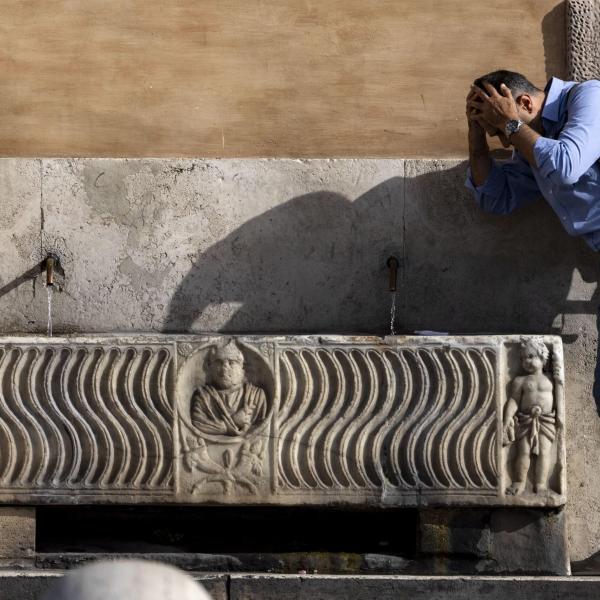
[0,334,565,507]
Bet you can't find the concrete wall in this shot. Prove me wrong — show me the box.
[0,0,565,158]
[0,158,598,562]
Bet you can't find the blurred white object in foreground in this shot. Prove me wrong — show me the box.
[40,560,213,600]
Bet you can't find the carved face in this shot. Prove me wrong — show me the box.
[209,356,245,389]
[520,348,543,373]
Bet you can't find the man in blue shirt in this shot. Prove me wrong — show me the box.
[465,70,600,251]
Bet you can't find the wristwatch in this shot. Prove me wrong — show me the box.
[504,119,525,138]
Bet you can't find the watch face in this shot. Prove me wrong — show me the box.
[505,120,522,137]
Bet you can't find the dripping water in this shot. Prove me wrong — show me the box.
[389,292,397,336]
[46,285,54,337]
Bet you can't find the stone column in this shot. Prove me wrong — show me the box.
[567,0,600,80]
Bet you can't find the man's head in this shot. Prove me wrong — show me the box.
[472,70,545,143]
[207,341,245,389]
[474,70,542,98]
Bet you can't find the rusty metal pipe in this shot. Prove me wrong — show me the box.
[45,255,55,287]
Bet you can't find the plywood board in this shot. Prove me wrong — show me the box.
[0,0,566,157]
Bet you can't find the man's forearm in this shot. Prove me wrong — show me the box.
[469,145,492,186]
[508,124,540,167]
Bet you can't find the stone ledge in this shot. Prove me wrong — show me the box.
[1,572,599,600]
[228,574,600,600]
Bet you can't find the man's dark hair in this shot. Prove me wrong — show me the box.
[474,70,542,96]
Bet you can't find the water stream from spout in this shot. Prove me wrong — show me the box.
[389,291,397,336]
[46,285,53,337]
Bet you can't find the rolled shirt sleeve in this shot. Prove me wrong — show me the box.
[465,154,541,215]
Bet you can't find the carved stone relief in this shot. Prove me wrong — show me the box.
[0,343,174,495]
[275,344,499,498]
[176,339,275,499]
[0,335,565,507]
[502,338,565,498]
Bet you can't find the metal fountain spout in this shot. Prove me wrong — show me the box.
[42,254,63,290]
[386,256,399,292]
[45,255,55,287]
[41,254,63,337]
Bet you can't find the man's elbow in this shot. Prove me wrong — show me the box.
[546,148,588,186]
[548,166,581,186]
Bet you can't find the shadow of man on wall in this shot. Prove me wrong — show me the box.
[165,161,598,331]
[164,174,406,335]
[164,159,600,404]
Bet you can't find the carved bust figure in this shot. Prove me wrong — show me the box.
[503,338,556,495]
[190,341,267,437]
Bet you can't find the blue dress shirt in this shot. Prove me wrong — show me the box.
[466,77,600,250]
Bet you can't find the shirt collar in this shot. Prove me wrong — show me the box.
[542,77,572,123]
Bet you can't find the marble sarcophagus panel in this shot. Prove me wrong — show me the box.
[0,335,565,507]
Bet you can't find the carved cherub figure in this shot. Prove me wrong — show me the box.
[503,338,556,495]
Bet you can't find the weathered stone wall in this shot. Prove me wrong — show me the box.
[0,158,598,562]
